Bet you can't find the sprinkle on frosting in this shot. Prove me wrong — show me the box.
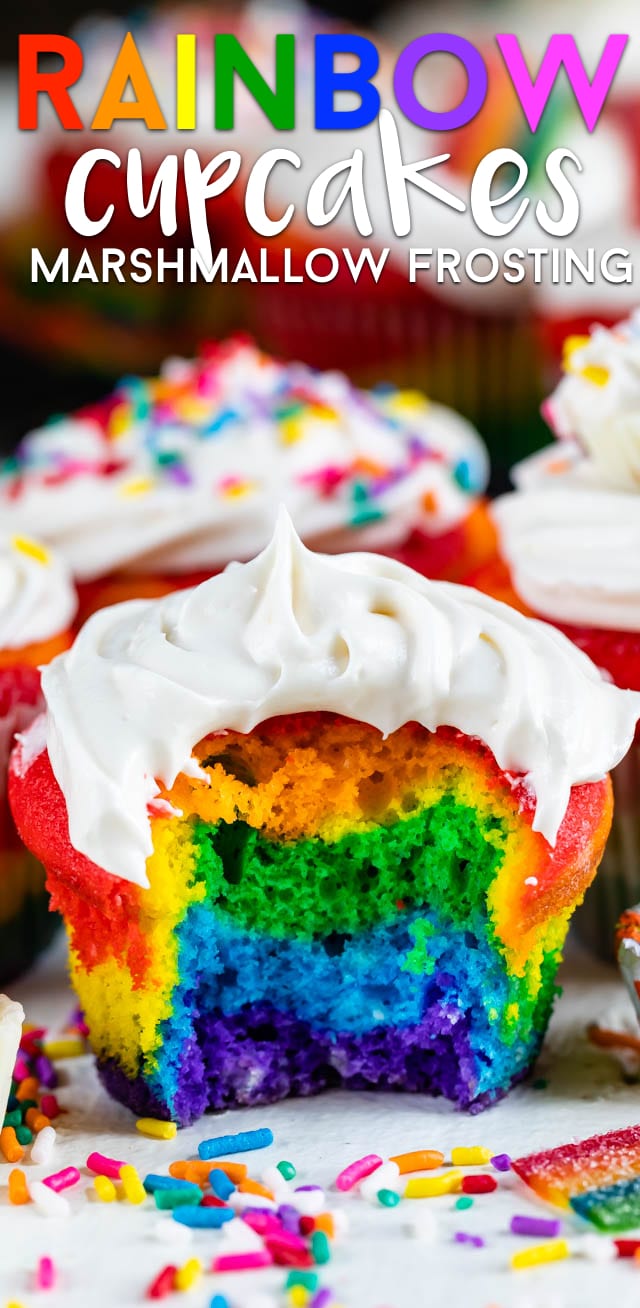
[31,512,640,886]
[0,535,76,651]
[0,340,488,581]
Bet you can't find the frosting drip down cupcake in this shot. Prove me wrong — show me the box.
[9,515,639,1121]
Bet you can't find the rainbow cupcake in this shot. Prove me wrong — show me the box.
[0,339,492,622]
[0,535,76,983]
[9,515,639,1123]
[471,314,640,955]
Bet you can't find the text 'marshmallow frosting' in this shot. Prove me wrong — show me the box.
[0,341,488,581]
[493,314,640,632]
[0,535,76,651]
[30,513,640,887]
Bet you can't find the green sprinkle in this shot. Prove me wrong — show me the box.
[350,507,385,529]
[285,1271,319,1292]
[154,1188,202,1210]
[275,401,305,421]
[377,1188,401,1208]
[532,1077,548,1091]
[18,1100,37,1115]
[277,1160,297,1181]
[455,1196,474,1211]
[3,1110,21,1129]
[311,1230,331,1264]
[155,450,180,466]
[15,1126,32,1145]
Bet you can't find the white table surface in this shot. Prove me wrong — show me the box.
[2,933,640,1308]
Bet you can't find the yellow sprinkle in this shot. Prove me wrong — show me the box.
[288,1288,310,1307]
[108,404,132,438]
[120,1164,146,1205]
[308,404,338,424]
[118,478,155,498]
[42,1037,85,1059]
[451,1147,492,1166]
[405,1170,463,1198]
[580,364,610,386]
[174,1258,202,1291]
[221,480,254,499]
[11,536,50,566]
[94,1175,117,1203]
[562,334,590,370]
[385,390,429,417]
[6,1301,27,1308]
[135,1117,177,1141]
[511,1239,570,1270]
[279,418,304,445]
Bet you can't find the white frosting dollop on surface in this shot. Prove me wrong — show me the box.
[494,314,640,631]
[0,536,76,650]
[0,342,488,581]
[38,513,640,887]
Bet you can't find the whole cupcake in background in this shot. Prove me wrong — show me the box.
[471,313,640,957]
[9,513,639,1124]
[0,338,492,622]
[0,536,76,983]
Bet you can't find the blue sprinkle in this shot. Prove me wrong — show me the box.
[173,1205,234,1229]
[209,1168,236,1200]
[143,1174,201,1195]
[210,1297,230,1308]
[200,409,239,437]
[453,458,479,493]
[198,1128,274,1160]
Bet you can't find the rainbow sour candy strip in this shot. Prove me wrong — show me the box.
[570,1176,640,1232]
[513,1125,640,1207]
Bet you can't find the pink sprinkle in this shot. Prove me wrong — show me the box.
[212,1251,273,1272]
[264,1230,308,1256]
[43,1167,81,1193]
[242,1210,282,1235]
[86,1152,125,1179]
[13,1055,29,1083]
[35,1256,56,1290]
[335,1154,383,1192]
[40,1095,62,1120]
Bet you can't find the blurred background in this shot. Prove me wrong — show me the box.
[0,0,638,483]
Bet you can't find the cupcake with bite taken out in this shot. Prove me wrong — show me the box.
[470,313,640,956]
[0,535,76,982]
[9,513,638,1123]
[0,338,493,624]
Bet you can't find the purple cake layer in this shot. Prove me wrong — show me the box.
[97,1001,541,1125]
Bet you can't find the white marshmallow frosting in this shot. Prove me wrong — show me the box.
[0,536,76,651]
[494,315,640,631]
[25,513,640,887]
[0,342,488,582]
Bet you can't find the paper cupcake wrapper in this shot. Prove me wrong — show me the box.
[575,744,640,962]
